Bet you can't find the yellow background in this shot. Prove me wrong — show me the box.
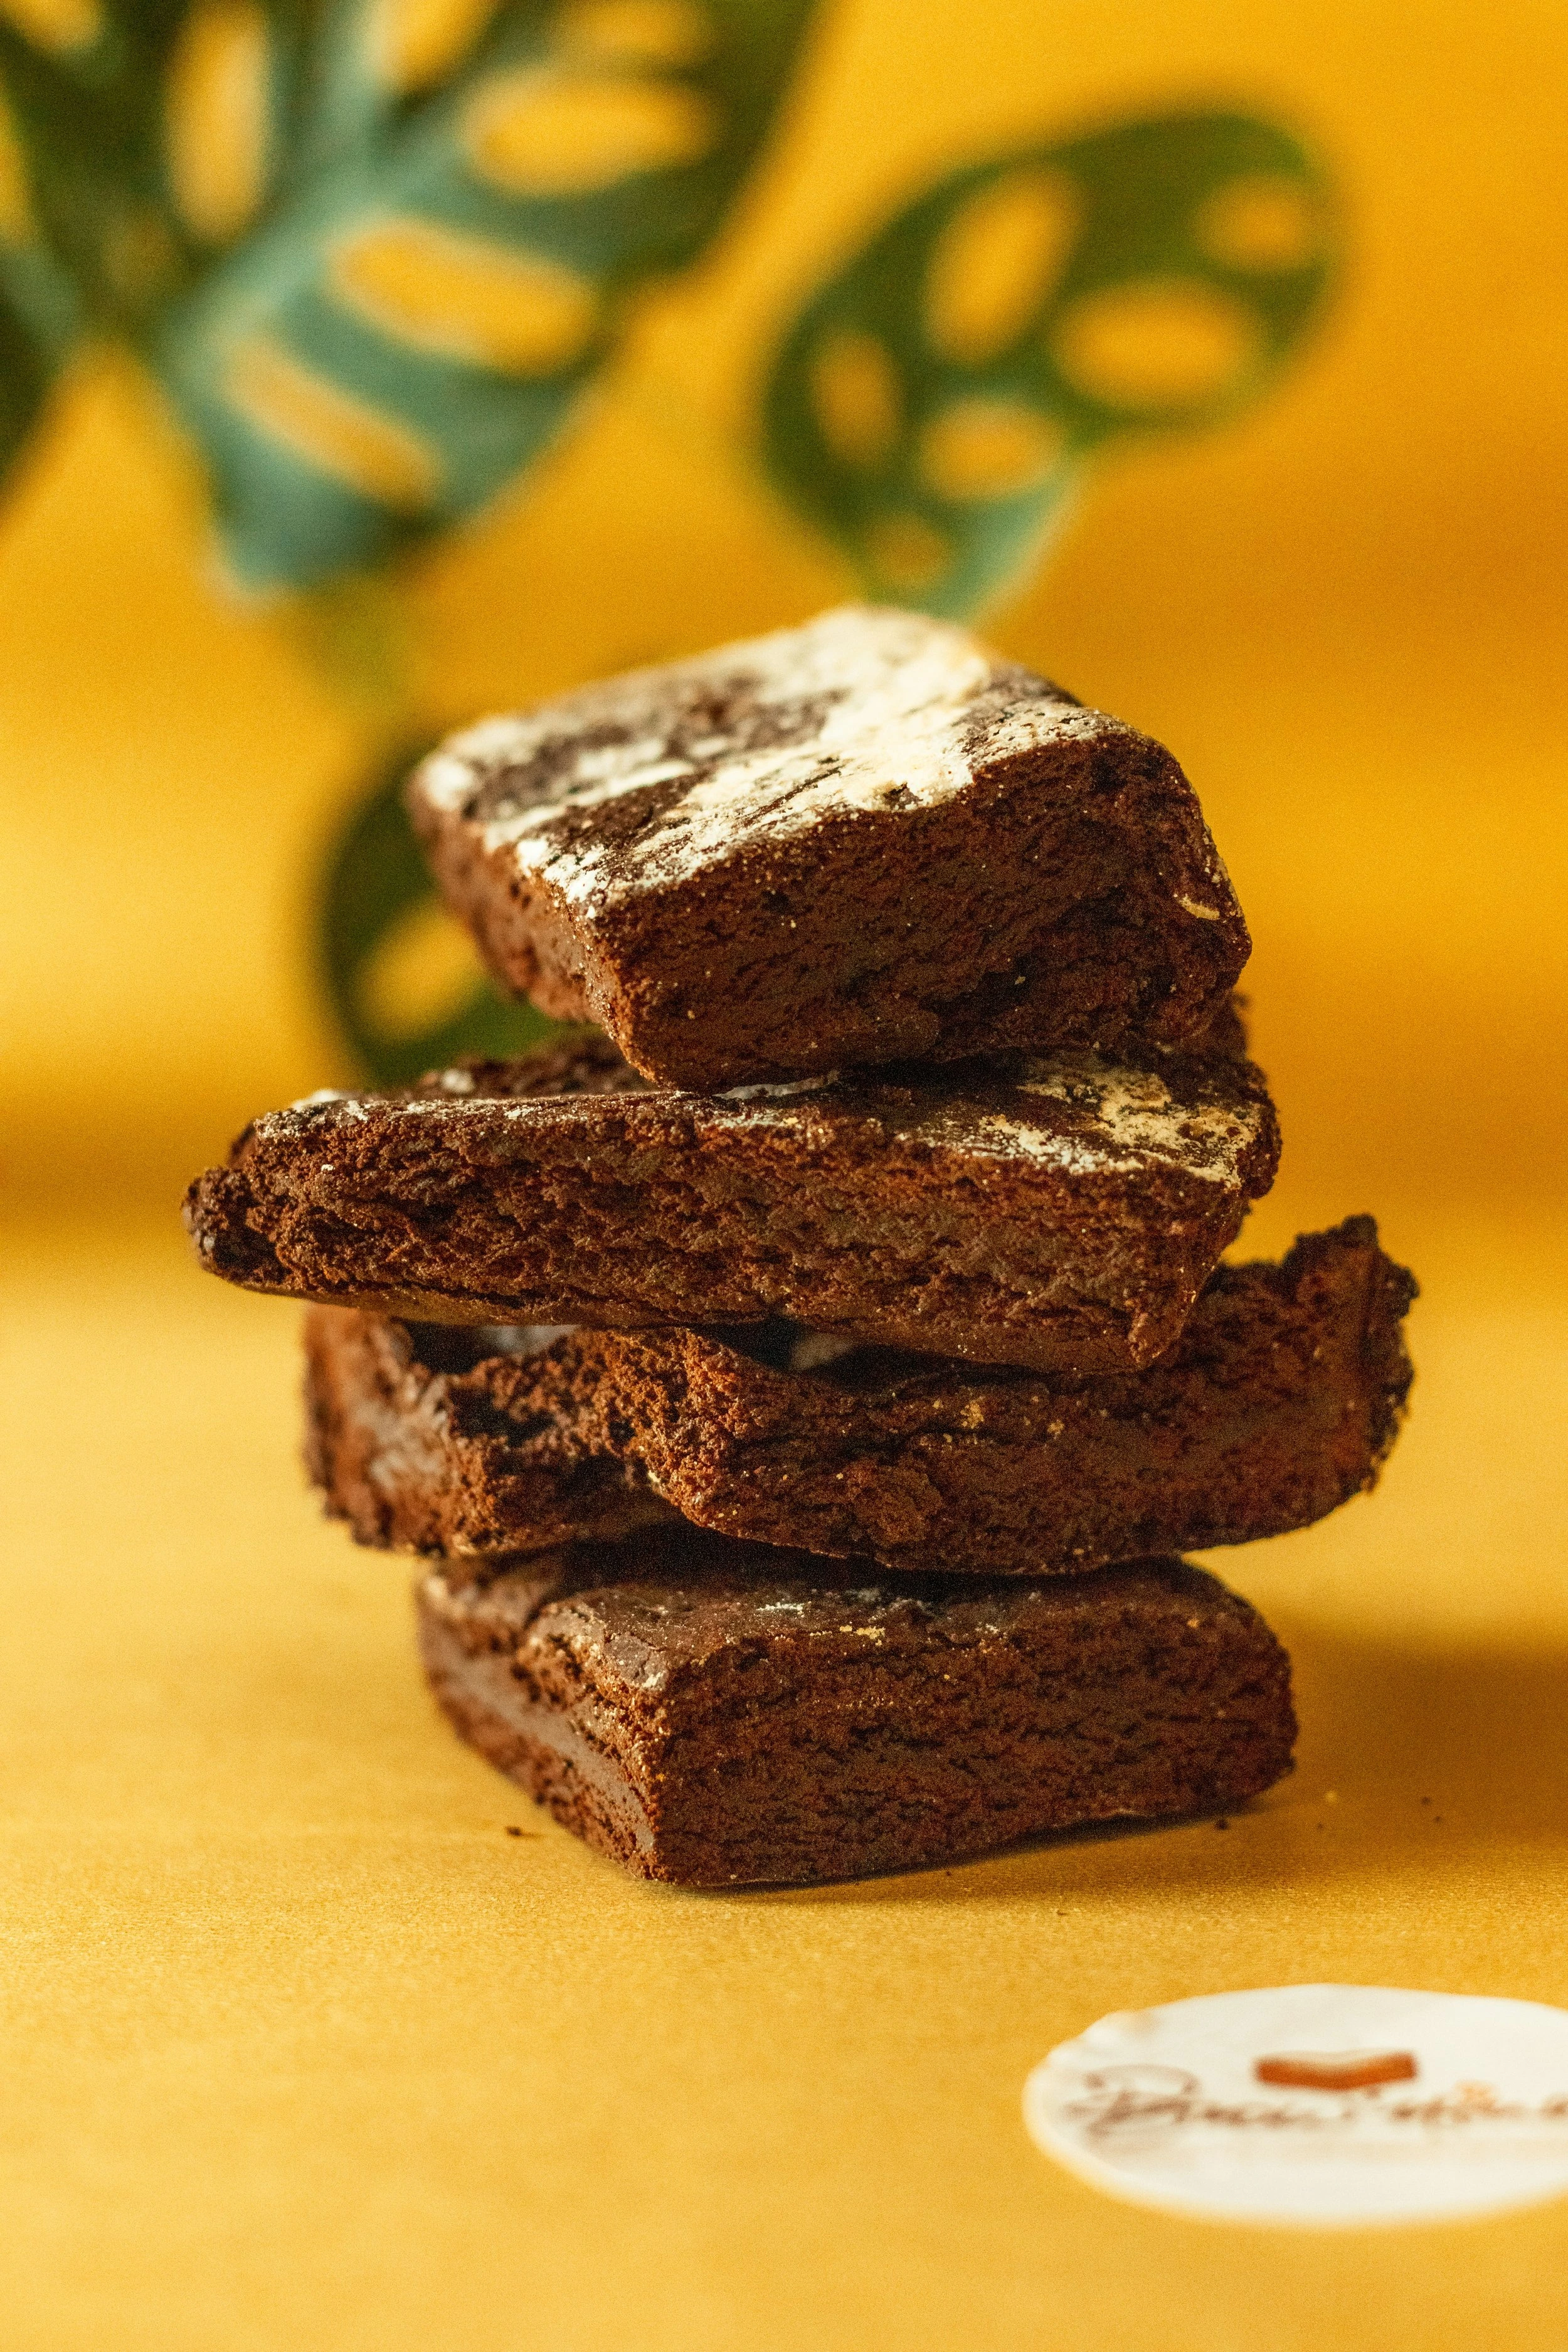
[3,2,1566,2345]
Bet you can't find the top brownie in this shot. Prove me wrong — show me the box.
[408,605,1249,1089]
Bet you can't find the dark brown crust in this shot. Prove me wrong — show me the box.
[406,610,1250,1089]
[186,1036,1279,1375]
[305,1220,1415,1574]
[416,1537,1296,1887]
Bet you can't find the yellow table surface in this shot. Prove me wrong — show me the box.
[4,1200,1567,2352]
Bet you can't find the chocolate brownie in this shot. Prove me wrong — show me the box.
[186,1035,1279,1374]
[417,1536,1296,1885]
[406,605,1250,1089]
[305,1220,1414,1573]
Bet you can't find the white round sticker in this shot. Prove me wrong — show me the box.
[1024,1984,1568,2227]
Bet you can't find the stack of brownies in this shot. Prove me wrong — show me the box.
[186,607,1415,1887]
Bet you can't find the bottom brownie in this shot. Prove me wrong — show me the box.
[416,1530,1295,1887]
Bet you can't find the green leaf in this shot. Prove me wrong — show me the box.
[0,227,84,361]
[0,4,314,331]
[152,0,820,590]
[0,55,81,494]
[0,278,54,489]
[0,7,197,329]
[763,109,1339,618]
[296,0,503,178]
[319,743,561,1086]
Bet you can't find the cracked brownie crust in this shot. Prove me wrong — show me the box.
[417,1537,1296,1885]
[407,605,1250,1089]
[306,1220,1414,1574]
[187,1034,1279,1374]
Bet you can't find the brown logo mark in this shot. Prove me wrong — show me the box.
[1254,2049,1419,2092]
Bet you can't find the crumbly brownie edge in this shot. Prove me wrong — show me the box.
[303,1306,677,1555]
[418,1589,659,1870]
[417,739,1250,1089]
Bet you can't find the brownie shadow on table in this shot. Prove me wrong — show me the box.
[758,1621,1568,1907]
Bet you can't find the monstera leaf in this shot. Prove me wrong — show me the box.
[0,5,197,333]
[319,743,558,1084]
[0,277,56,476]
[152,0,820,587]
[0,1,819,582]
[0,28,88,486]
[765,110,1338,617]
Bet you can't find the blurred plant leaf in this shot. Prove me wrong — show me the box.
[0,1,322,343]
[0,59,85,492]
[763,110,1338,618]
[150,0,819,589]
[320,742,561,1084]
[3,7,195,328]
[0,277,55,479]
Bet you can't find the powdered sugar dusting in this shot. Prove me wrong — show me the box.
[479,1324,577,1358]
[262,1051,1260,1188]
[411,605,1103,900]
[1009,1059,1259,1182]
[696,1054,1261,1184]
[287,1086,369,1121]
[787,1331,864,1372]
